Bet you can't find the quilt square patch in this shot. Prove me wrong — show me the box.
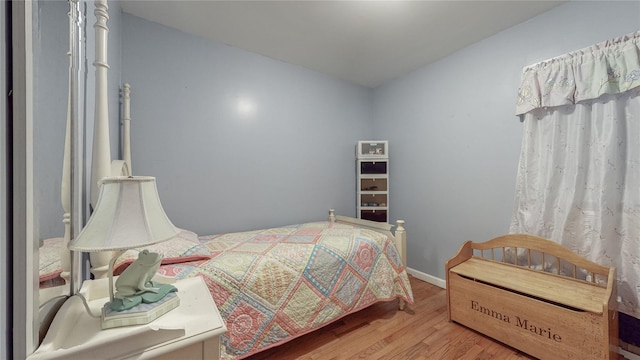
[303,246,346,296]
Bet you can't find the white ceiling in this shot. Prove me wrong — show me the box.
[120,0,566,88]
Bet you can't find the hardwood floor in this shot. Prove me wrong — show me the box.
[246,276,538,360]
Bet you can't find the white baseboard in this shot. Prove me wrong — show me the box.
[406,267,446,289]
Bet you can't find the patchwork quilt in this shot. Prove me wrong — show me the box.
[158,221,414,359]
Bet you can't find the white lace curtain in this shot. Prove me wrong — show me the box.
[510,32,640,316]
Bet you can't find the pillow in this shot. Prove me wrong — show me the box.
[112,229,211,275]
[39,237,64,283]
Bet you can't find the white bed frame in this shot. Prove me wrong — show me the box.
[60,1,409,313]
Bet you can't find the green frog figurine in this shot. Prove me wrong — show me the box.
[111,250,177,311]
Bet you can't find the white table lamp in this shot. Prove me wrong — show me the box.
[69,176,180,328]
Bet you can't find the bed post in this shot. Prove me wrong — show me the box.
[395,220,407,310]
[59,0,77,284]
[395,220,406,267]
[90,0,111,208]
[328,208,336,223]
[122,83,132,173]
[89,0,115,279]
[108,84,131,176]
[60,115,71,282]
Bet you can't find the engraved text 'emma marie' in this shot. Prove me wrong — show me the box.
[471,300,562,342]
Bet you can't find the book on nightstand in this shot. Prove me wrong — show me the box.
[101,292,180,329]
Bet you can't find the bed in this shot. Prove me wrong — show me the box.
[53,1,415,358]
[39,237,66,289]
[110,212,413,359]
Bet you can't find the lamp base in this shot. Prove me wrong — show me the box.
[101,291,180,329]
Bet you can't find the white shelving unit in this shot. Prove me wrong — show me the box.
[357,141,389,222]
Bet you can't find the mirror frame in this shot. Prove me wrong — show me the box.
[11,1,39,357]
[11,1,86,357]
[0,2,12,359]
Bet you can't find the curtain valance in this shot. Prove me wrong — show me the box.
[516,31,640,115]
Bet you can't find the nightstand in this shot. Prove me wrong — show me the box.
[29,276,226,360]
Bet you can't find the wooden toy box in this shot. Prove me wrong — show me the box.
[445,234,618,360]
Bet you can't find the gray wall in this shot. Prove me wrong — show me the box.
[121,14,373,235]
[373,0,640,281]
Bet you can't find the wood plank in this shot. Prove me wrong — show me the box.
[450,257,607,313]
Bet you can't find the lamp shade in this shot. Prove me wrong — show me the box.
[69,176,178,252]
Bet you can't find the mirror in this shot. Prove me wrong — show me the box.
[33,0,122,338]
[35,0,73,296]
[34,0,86,342]
[15,0,123,355]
